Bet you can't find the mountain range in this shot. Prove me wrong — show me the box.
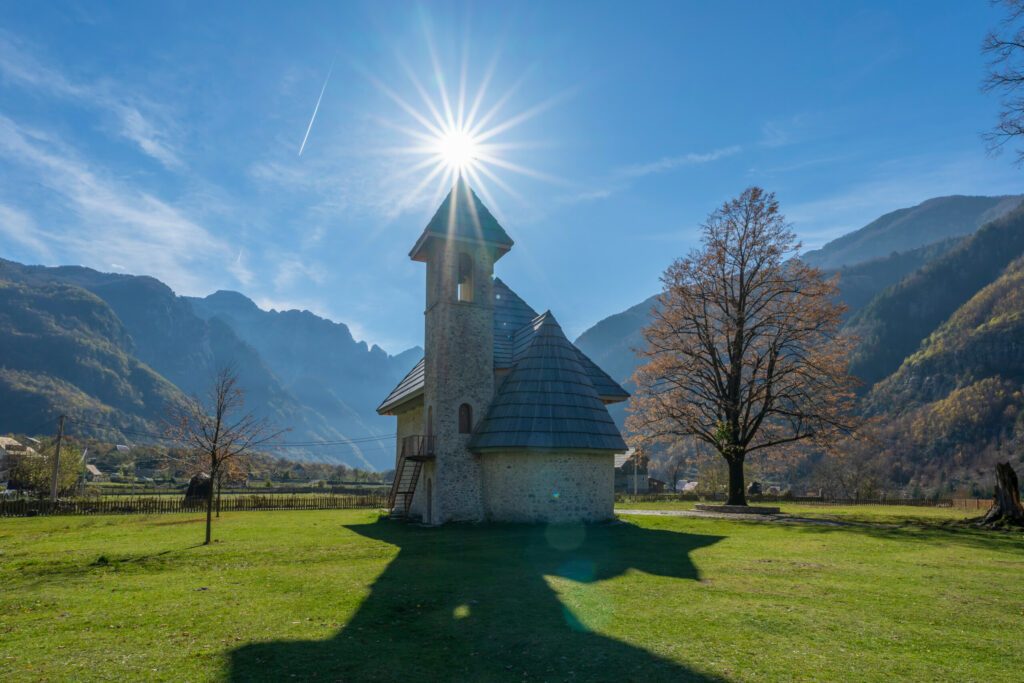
[0,259,419,470]
[3,193,1023,487]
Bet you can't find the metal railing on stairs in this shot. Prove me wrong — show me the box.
[387,435,436,518]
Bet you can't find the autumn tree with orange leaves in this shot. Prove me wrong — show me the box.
[627,187,859,506]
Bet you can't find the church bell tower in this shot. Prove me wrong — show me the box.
[409,179,514,522]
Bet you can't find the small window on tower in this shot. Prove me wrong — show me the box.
[458,403,473,434]
[457,252,474,303]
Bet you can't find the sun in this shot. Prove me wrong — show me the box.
[435,127,480,174]
[358,36,564,214]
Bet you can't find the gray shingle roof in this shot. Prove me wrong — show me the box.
[469,312,628,452]
[494,278,538,368]
[377,282,629,417]
[506,291,629,403]
[410,180,514,262]
[376,357,425,415]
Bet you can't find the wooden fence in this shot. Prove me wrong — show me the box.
[951,498,992,511]
[86,484,388,497]
[0,493,388,517]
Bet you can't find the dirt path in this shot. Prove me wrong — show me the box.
[615,507,851,527]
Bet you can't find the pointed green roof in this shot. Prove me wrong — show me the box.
[409,178,514,262]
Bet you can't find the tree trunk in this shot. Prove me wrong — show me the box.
[980,462,1024,528]
[205,469,214,545]
[726,455,747,506]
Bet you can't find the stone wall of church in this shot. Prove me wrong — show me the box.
[423,239,496,523]
[479,451,615,523]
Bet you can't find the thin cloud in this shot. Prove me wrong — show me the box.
[759,114,813,149]
[0,31,183,169]
[0,114,248,294]
[562,144,742,205]
[0,203,52,260]
[617,145,742,179]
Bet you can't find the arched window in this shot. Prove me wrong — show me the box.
[458,403,473,434]
[457,252,474,303]
[426,406,434,436]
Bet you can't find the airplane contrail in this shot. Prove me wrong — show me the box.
[299,62,334,156]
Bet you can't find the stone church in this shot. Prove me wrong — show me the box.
[377,180,628,524]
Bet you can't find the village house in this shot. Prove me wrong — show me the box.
[614,448,649,494]
[85,464,107,483]
[0,436,39,488]
[0,436,20,484]
[377,180,629,524]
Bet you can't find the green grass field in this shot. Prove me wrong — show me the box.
[1,508,1021,682]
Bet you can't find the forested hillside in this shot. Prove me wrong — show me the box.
[0,277,187,435]
[853,255,1024,492]
[846,202,1024,388]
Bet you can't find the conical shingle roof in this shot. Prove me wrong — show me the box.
[409,179,514,262]
[469,311,627,451]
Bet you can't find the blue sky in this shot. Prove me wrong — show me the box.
[0,1,1020,353]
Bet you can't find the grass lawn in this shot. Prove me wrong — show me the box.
[1,509,1022,682]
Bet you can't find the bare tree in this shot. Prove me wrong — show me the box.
[983,0,1024,163]
[627,187,859,506]
[168,367,285,544]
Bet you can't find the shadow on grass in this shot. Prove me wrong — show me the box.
[229,519,726,682]
[778,515,1024,556]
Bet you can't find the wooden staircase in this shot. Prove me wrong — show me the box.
[387,435,435,520]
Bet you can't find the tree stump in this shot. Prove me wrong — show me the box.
[977,462,1024,529]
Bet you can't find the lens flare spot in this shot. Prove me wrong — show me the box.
[453,603,471,619]
[544,522,586,551]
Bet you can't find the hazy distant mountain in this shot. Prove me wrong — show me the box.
[802,194,1022,270]
[188,290,421,469]
[574,294,657,390]
[572,294,656,426]
[0,258,418,470]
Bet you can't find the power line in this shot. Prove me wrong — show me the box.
[19,417,61,440]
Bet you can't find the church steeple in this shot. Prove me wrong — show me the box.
[413,179,504,523]
[409,178,514,263]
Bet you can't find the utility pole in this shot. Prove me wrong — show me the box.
[50,415,65,503]
[633,452,639,496]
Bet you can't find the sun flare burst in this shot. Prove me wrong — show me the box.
[362,37,564,217]
[434,126,481,174]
